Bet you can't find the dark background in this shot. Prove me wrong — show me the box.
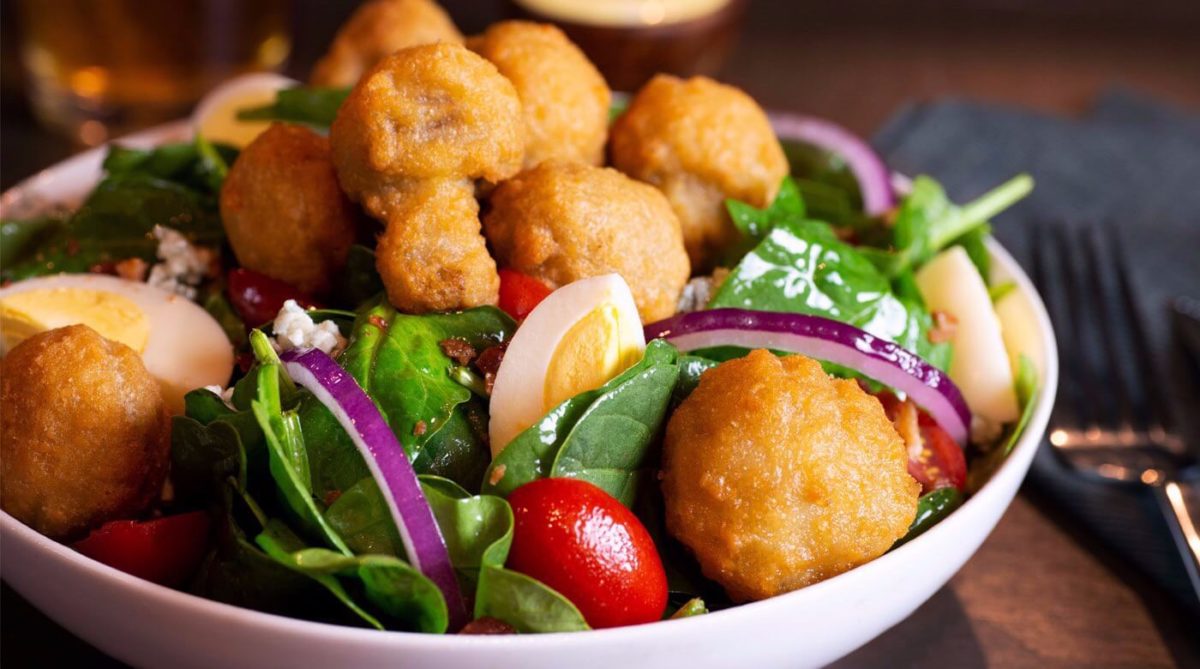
[3,1,1200,667]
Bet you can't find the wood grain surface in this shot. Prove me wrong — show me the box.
[2,1,1199,667]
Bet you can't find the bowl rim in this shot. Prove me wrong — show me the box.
[0,120,1060,650]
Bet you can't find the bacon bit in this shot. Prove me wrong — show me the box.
[474,344,507,395]
[236,351,256,374]
[413,420,427,437]
[458,617,516,635]
[368,314,389,331]
[114,257,149,281]
[439,338,477,366]
[89,261,117,275]
[0,279,11,289]
[882,207,900,228]
[324,490,342,506]
[928,310,959,344]
[65,238,80,257]
[488,464,507,486]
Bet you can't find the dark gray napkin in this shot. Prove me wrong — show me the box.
[873,90,1200,609]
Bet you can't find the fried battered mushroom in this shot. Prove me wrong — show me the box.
[330,43,525,216]
[330,43,524,313]
[310,0,464,87]
[483,160,689,323]
[220,123,358,296]
[610,75,788,269]
[376,179,499,312]
[468,21,610,168]
[662,350,919,601]
[1,325,170,540]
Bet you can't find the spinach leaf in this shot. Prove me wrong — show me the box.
[251,363,351,554]
[482,340,680,506]
[325,476,404,557]
[1,174,223,281]
[330,244,385,311]
[420,476,513,593]
[256,519,384,630]
[781,137,863,211]
[172,388,266,503]
[968,354,1039,492]
[410,398,492,494]
[201,284,248,347]
[709,218,948,364]
[299,301,514,499]
[668,597,708,619]
[0,216,65,267]
[103,137,238,196]
[893,487,963,548]
[674,355,718,404]
[720,176,805,265]
[257,519,450,633]
[236,86,351,128]
[863,174,1032,279]
[473,566,590,633]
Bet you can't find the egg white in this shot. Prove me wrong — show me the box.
[0,274,235,415]
[488,274,645,456]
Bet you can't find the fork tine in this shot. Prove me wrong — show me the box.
[1030,222,1088,433]
[1050,222,1110,432]
[1101,222,1179,449]
[1078,226,1140,436]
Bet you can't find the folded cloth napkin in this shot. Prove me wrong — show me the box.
[873,89,1200,610]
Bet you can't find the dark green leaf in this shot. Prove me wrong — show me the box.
[781,137,863,210]
[201,284,248,347]
[473,566,589,633]
[324,476,405,557]
[673,355,718,404]
[482,340,680,506]
[894,487,963,547]
[668,597,708,619]
[331,244,385,310]
[1,216,66,267]
[410,398,492,493]
[236,86,351,128]
[420,477,513,594]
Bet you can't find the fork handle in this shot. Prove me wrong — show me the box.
[1152,480,1200,603]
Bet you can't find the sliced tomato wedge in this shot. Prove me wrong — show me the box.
[497,269,552,321]
[72,511,212,586]
[875,390,967,493]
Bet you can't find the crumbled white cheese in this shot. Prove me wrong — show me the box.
[272,299,346,357]
[203,384,236,410]
[678,276,715,313]
[146,225,216,299]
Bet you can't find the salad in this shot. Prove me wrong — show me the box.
[0,0,1040,636]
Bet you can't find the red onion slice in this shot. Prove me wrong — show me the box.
[278,348,468,630]
[645,309,971,446]
[771,112,896,216]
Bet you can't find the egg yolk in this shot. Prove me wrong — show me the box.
[198,93,275,147]
[543,303,639,411]
[0,288,149,355]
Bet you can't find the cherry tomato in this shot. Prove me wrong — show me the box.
[507,478,667,628]
[72,511,211,586]
[875,391,967,493]
[226,268,319,328]
[497,269,552,321]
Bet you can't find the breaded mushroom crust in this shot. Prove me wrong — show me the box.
[376,178,499,312]
[662,350,919,601]
[610,75,788,269]
[1,325,170,540]
[483,160,689,323]
[329,43,525,217]
[310,0,464,88]
[468,21,610,168]
[220,123,358,296]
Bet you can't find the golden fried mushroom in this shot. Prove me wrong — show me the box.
[310,0,463,87]
[376,179,499,312]
[483,160,689,323]
[610,75,789,269]
[220,123,358,296]
[468,21,610,168]
[662,350,919,602]
[1,325,170,540]
[330,43,525,217]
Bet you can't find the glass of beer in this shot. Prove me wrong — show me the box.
[17,0,292,146]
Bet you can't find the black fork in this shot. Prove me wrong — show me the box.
[1030,220,1200,601]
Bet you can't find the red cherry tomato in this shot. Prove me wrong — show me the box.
[226,268,319,328]
[507,478,667,628]
[497,269,552,321]
[72,511,211,586]
[875,391,967,493]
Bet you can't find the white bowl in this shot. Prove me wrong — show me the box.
[0,122,1059,669]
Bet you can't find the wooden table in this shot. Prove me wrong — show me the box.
[3,1,1199,666]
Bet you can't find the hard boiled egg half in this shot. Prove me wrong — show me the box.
[0,274,234,414]
[489,274,645,456]
[192,72,298,147]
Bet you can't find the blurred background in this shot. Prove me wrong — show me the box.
[2,0,1198,188]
